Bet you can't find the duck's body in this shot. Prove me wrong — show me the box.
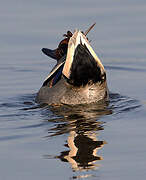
[36,77,108,105]
[36,28,108,105]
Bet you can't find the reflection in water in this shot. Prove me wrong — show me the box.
[17,92,141,179]
[41,94,140,178]
[44,102,112,174]
[57,130,107,171]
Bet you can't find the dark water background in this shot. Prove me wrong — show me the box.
[0,0,146,179]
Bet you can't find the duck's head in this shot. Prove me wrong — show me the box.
[62,30,106,88]
[41,23,96,61]
[42,31,72,61]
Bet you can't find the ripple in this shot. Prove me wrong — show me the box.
[0,94,36,109]
[109,92,141,115]
[0,91,142,139]
[16,122,46,129]
[0,134,32,142]
[105,65,146,72]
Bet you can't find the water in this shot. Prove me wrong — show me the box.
[0,0,146,179]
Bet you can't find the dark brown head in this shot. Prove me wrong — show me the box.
[42,31,72,60]
[41,23,96,61]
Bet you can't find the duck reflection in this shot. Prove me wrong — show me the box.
[58,130,107,171]
[45,102,112,171]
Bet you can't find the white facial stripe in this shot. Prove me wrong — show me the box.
[62,30,78,79]
[62,30,105,79]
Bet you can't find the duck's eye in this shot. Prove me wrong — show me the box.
[101,73,106,82]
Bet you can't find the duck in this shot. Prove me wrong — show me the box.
[35,24,109,105]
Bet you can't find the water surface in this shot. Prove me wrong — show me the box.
[0,0,146,179]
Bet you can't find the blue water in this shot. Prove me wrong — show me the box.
[0,0,146,179]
